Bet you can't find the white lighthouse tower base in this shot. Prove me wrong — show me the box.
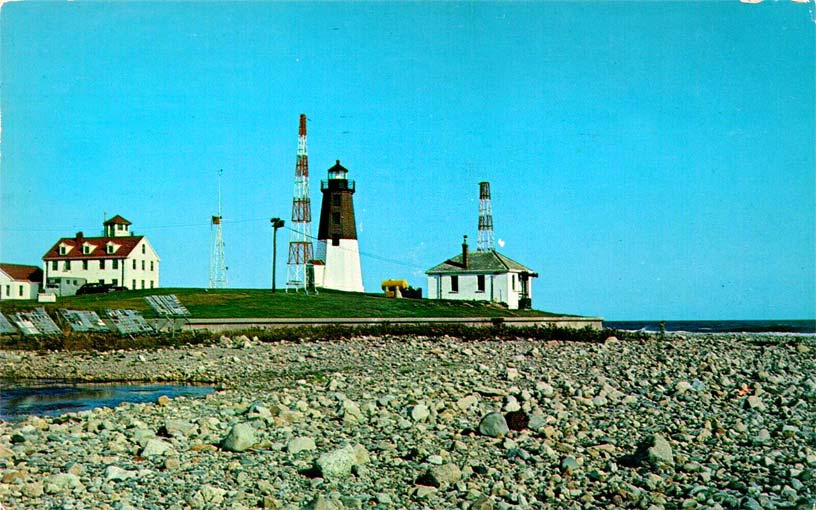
[315,239,364,293]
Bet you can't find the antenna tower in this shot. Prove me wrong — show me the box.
[209,169,227,288]
[477,181,495,252]
[286,114,314,291]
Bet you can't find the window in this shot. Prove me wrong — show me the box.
[141,280,145,289]
[52,261,58,270]
[450,275,459,293]
[477,274,485,292]
[132,260,136,269]
[64,261,71,271]
[112,279,118,286]
[142,260,145,270]
[332,212,341,225]
[142,245,146,254]
[101,260,107,270]
[4,285,9,297]
[59,246,66,255]
[150,261,154,271]
[82,260,88,270]
[150,280,155,289]
[83,245,90,254]
[332,234,340,247]
[332,195,341,207]
[19,285,24,297]
[112,259,119,270]
[132,279,136,289]
[512,274,516,291]
[107,245,114,254]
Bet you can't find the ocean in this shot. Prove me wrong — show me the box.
[605,320,816,335]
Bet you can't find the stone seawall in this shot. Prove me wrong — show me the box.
[176,316,604,334]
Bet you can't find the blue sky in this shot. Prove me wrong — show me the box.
[1,1,813,320]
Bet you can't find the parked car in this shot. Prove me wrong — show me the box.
[76,283,127,295]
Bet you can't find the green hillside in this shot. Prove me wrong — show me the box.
[0,288,568,319]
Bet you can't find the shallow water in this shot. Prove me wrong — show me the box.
[0,380,214,421]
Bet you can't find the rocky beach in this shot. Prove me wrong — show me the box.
[0,332,813,510]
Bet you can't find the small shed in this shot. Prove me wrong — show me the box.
[425,238,537,310]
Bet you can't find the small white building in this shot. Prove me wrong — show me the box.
[426,237,537,310]
[42,215,160,295]
[0,264,43,301]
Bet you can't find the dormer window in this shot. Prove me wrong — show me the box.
[58,243,71,256]
[82,243,95,255]
[106,242,119,254]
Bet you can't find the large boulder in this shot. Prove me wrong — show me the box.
[220,422,256,452]
[478,412,510,438]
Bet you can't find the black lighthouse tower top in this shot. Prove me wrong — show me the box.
[321,160,355,192]
[318,160,358,242]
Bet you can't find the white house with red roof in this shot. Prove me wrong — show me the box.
[0,264,43,301]
[42,215,160,295]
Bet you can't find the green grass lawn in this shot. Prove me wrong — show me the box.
[0,288,569,319]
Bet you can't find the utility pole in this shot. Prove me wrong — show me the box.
[271,217,285,292]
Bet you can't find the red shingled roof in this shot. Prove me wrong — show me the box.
[103,215,132,226]
[0,264,43,283]
[42,236,144,260]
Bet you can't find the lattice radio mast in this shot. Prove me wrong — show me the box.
[477,181,495,252]
[286,114,314,291]
[209,169,228,288]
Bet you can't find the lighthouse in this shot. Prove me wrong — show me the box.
[313,160,364,292]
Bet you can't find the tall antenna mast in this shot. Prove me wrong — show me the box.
[209,169,227,288]
[477,181,495,252]
[286,114,314,291]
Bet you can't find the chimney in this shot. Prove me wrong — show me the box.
[76,232,84,242]
[462,235,469,269]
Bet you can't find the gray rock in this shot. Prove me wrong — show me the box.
[753,428,771,445]
[189,485,227,509]
[220,422,256,452]
[456,394,479,410]
[306,494,343,510]
[141,438,173,457]
[417,463,462,488]
[479,412,510,438]
[745,395,765,410]
[316,444,369,479]
[411,403,430,422]
[45,473,83,494]
[536,381,555,398]
[0,444,15,458]
[647,434,674,467]
[288,436,316,454]
[105,465,138,482]
[561,456,580,474]
[675,381,692,394]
